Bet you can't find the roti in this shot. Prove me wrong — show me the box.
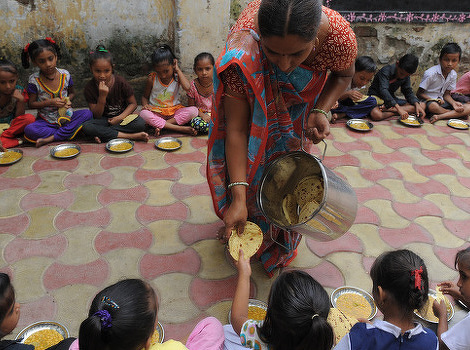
[298,200,320,223]
[294,175,324,207]
[282,193,299,225]
[228,221,263,261]
[327,308,358,345]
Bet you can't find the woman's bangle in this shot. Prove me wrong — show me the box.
[228,181,249,190]
[310,108,329,118]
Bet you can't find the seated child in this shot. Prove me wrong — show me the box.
[59,278,224,350]
[187,52,215,134]
[334,249,438,350]
[433,246,470,350]
[417,43,470,123]
[368,54,425,121]
[82,46,148,143]
[0,59,35,150]
[224,250,334,350]
[331,56,377,122]
[451,71,470,104]
[0,273,34,350]
[139,45,198,136]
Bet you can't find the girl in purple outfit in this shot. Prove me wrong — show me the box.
[21,38,92,147]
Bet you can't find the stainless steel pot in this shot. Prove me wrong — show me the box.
[256,144,357,242]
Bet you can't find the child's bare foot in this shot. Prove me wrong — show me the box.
[155,128,161,136]
[182,126,197,136]
[94,137,102,144]
[35,135,54,148]
[331,113,338,124]
[430,115,441,124]
[130,132,149,142]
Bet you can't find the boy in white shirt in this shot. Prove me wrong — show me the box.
[417,43,470,123]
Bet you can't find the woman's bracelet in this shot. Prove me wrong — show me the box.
[310,108,329,118]
[228,181,249,190]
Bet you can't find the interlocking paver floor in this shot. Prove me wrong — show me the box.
[1,119,469,340]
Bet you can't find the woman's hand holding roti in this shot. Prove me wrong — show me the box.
[221,200,248,243]
[305,111,330,143]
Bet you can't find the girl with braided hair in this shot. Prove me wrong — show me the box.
[334,249,438,350]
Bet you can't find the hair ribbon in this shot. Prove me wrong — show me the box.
[412,266,423,290]
[94,309,112,329]
[24,43,30,53]
[45,37,56,44]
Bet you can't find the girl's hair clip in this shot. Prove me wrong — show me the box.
[24,43,30,53]
[45,37,56,44]
[101,295,120,309]
[97,48,108,53]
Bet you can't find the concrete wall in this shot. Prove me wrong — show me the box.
[1,0,469,107]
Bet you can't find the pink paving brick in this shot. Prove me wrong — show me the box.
[428,135,466,146]
[0,214,30,235]
[100,154,145,169]
[32,158,79,172]
[43,259,109,290]
[190,137,208,149]
[382,137,421,149]
[379,224,434,248]
[190,276,255,309]
[360,166,402,182]
[20,191,75,211]
[422,148,460,161]
[390,125,426,135]
[77,143,105,153]
[451,197,470,214]
[0,175,41,191]
[403,179,450,197]
[134,167,180,183]
[392,200,443,221]
[55,207,111,230]
[332,140,372,153]
[140,249,201,279]
[460,177,470,189]
[4,235,67,263]
[179,222,224,245]
[98,185,149,205]
[164,151,206,165]
[355,184,393,202]
[295,260,344,289]
[324,154,361,168]
[305,233,362,257]
[63,172,113,188]
[413,163,456,177]
[354,206,380,225]
[444,219,470,240]
[18,296,56,330]
[362,256,375,274]
[171,182,211,200]
[372,150,413,166]
[95,228,153,254]
[136,203,189,224]
[434,246,463,269]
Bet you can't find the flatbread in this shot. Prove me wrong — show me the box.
[120,114,139,126]
[298,200,320,223]
[228,221,263,261]
[294,175,323,207]
[282,193,299,225]
[327,308,358,345]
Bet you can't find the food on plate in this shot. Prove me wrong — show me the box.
[350,121,370,130]
[109,142,132,152]
[158,141,180,149]
[149,328,161,344]
[248,305,267,321]
[228,221,263,261]
[24,329,64,350]
[336,293,372,319]
[54,148,79,158]
[0,151,22,164]
[327,307,358,345]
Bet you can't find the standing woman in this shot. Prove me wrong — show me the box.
[208,0,357,277]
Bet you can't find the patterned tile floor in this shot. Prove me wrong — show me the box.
[1,118,469,341]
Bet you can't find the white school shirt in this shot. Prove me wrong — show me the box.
[441,312,470,350]
[419,64,457,100]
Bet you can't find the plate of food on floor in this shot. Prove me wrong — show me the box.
[50,144,81,159]
[331,286,377,320]
[346,119,373,132]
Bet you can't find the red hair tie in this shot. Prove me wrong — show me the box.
[45,37,56,44]
[412,266,423,290]
[24,43,30,53]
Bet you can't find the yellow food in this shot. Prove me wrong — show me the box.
[449,120,467,128]
[350,121,369,130]
[54,148,79,158]
[24,329,64,350]
[159,141,180,149]
[417,293,451,323]
[327,308,358,345]
[149,328,161,345]
[0,151,22,164]
[403,118,420,125]
[109,143,132,152]
[248,305,267,321]
[336,293,372,319]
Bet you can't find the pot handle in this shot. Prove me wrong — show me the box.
[301,128,327,161]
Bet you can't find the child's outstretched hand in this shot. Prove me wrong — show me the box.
[236,250,252,278]
[438,281,462,301]
[432,299,448,321]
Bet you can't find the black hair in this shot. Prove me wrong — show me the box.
[78,279,157,350]
[355,56,376,73]
[258,270,333,350]
[0,273,15,339]
[0,58,18,75]
[21,38,61,69]
[150,44,176,66]
[193,52,215,70]
[397,54,419,74]
[440,42,462,60]
[370,249,429,313]
[257,0,323,41]
[455,246,470,270]
[89,45,114,68]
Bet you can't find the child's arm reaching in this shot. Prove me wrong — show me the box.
[433,300,450,350]
[173,59,191,92]
[438,281,465,303]
[231,250,251,335]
